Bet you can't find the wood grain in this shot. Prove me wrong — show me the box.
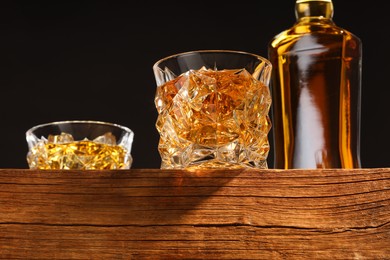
[0,168,389,259]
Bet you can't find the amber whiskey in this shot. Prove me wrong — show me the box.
[268,0,362,169]
[27,133,132,170]
[154,68,272,169]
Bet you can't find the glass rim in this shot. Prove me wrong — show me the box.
[26,120,134,136]
[152,49,271,70]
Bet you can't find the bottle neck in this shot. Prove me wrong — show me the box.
[295,0,334,20]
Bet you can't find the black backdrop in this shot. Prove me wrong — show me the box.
[1,1,388,169]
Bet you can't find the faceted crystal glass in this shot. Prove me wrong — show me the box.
[26,120,134,170]
[153,50,272,170]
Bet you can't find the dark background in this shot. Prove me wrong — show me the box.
[0,1,388,169]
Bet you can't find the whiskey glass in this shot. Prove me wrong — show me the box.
[153,50,272,170]
[26,120,134,170]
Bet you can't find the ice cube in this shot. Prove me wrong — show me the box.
[93,132,117,145]
[48,132,74,144]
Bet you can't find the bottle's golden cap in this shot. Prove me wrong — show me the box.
[296,0,331,2]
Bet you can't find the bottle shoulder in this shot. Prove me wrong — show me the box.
[268,20,361,53]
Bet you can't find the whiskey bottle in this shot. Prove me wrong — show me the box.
[268,0,362,169]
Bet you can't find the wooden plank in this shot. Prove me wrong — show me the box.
[0,168,389,259]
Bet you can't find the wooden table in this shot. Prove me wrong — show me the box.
[0,168,389,259]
